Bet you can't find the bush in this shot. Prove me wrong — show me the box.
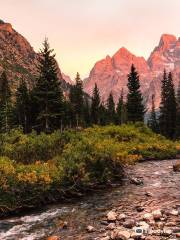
[0,129,72,163]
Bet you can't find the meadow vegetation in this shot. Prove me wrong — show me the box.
[0,124,177,216]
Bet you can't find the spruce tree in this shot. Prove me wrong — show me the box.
[69,72,84,127]
[99,103,108,125]
[176,82,180,138]
[116,89,127,125]
[32,39,64,132]
[107,92,116,124]
[15,79,30,133]
[91,83,101,124]
[159,70,168,136]
[126,65,145,122]
[0,71,13,133]
[83,97,91,127]
[159,71,176,138]
[148,94,159,133]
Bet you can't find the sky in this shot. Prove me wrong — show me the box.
[0,0,179,79]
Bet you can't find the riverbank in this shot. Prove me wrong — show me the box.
[0,159,179,240]
[0,124,177,217]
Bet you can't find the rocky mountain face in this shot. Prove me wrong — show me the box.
[84,34,180,109]
[0,20,72,93]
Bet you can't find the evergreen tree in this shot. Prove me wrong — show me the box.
[176,82,180,138]
[159,70,168,136]
[83,97,91,127]
[159,71,176,138]
[126,64,145,122]
[32,38,64,132]
[0,71,13,132]
[106,92,116,124]
[116,89,127,125]
[91,83,101,124]
[99,103,108,125]
[15,79,30,133]
[69,72,84,127]
[148,94,159,133]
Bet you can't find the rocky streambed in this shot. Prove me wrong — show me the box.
[0,159,179,240]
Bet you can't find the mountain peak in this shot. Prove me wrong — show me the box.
[114,47,133,58]
[0,20,13,33]
[159,34,177,49]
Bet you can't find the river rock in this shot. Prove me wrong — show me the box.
[145,237,160,240]
[118,213,126,221]
[106,222,116,230]
[107,211,117,221]
[143,213,153,222]
[101,237,110,240]
[152,210,162,220]
[130,177,143,185]
[176,232,180,238]
[155,221,164,229]
[47,237,60,240]
[145,192,153,197]
[173,162,180,172]
[138,221,149,226]
[123,219,136,228]
[169,209,178,216]
[135,206,144,212]
[87,225,95,232]
[165,222,176,227]
[111,230,131,240]
[162,228,172,236]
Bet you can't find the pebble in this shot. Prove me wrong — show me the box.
[143,213,153,222]
[100,237,110,240]
[145,237,160,240]
[106,223,116,230]
[152,210,162,220]
[165,222,176,227]
[162,228,172,236]
[135,206,145,212]
[176,232,180,238]
[130,177,143,185]
[111,230,131,240]
[107,211,117,221]
[87,225,95,232]
[118,213,126,221]
[169,209,179,216]
[145,192,153,197]
[123,219,136,228]
[173,162,180,172]
[47,237,60,240]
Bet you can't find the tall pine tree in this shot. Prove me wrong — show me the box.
[0,71,13,133]
[148,94,159,133]
[15,78,31,133]
[69,72,84,127]
[106,92,116,124]
[116,89,127,125]
[32,39,64,132]
[176,82,180,138]
[91,83,101,124]
[126,65,145,122]
[159,71,176,138]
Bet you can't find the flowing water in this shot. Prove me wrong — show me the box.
[0,159,179,240]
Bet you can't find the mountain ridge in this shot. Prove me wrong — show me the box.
[0,20,72,93]
[84,34,180,108]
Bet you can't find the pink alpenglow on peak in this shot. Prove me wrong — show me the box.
[84,34,180,109]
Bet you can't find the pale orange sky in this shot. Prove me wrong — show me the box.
[1,0,179,79]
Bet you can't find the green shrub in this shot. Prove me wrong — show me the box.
[0,129,72,163]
